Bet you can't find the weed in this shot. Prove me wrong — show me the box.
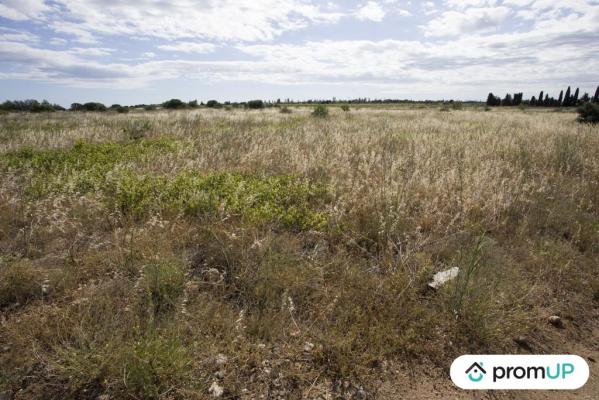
[312,104,329,118]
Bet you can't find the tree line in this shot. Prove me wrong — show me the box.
[487,85,599,107]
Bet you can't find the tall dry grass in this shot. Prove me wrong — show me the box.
[0,106,597,398]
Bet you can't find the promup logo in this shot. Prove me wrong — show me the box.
[465,362,486,382]
[451,355,589,390]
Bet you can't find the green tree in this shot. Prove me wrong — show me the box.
[563,87,571,107]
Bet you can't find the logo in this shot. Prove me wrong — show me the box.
[465,362,486,382]
[451,355,589,390]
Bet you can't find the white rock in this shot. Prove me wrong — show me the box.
[215,353,228,366]
[428,267,460,290]
[209,381,224,398]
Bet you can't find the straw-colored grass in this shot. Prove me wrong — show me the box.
[0,106,597,398]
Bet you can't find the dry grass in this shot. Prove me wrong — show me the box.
[0,106,598,398]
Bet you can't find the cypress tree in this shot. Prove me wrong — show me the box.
[544,94,550,106]
[564,86,571,107]
[594,86,599,103]
[530,96,537,106]
[581,93,590,103]
[538,91,544,106]
[558,90,563,106]
[573,88,579,105]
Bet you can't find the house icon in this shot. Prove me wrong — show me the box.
[465,362,487,382]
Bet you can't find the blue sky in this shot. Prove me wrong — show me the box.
[0,0,598,106]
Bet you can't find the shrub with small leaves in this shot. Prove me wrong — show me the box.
[312,104,329,118]
[340,105,350,112]
[577,102,599,124]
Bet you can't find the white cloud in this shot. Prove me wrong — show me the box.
[0,0,49,21]
[157,42,217,54]
[423,6,512,36]
[68,47,113,57]
[356,1,386,22]
[30,0,343,43]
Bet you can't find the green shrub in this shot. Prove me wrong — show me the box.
[279,106,292,114]
[312,104,329,118]
[340,105,350,112]
[162,99,186,109]
[0,259,40,307]
[123,120,152,140]
[138,260,185,317]
[577,102,599,124]
[247,100,264,109]
[121,336,192,398]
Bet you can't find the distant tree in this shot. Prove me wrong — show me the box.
[530,96,537,106]
[563,86,572,107]
[580,93,590,103]
[162,99,186,109]
[70,102,106,112]
[594,86,599,103]
[538,91,544,107]
[486,92,501,106]
[558,90,564,106]
[206,100,220,108]
[573,88,580,105]
[247,100,264,109]
[1,99,63,112]
[544,94,550,107]
[501,93,513,106]
[188,100,198,108]
[513,92,523,106]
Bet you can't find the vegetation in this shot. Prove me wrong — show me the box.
[162,98,187,109]
[312,104,329,118]
[0,99,64,113]
[246,100,265,109]
[577,102,599,124]
[488,84,599,107]
[0,106,598,398]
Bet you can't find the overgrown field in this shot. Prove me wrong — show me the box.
[0,107,598,399]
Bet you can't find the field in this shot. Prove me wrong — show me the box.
[0,106,598,399]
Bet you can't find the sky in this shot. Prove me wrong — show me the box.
[0,0,598,106]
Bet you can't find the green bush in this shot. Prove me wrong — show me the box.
[247,100,264,109]
[312,104,329,118]
[0,259,40,307]
[162,99,186,109]
[577,102,599,124]
[138,260,185,317]
[340,105,350,112]
[279,106,292,114]
[123,120,152,140]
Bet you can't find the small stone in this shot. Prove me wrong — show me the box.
[303,342,315,353]
[203,268,223,283]
[215,353,228,366]
[514,336,533,352]
[548,315,564,329]
[428,267,460,290]
[209,381,224,398]
[214,370,225,379]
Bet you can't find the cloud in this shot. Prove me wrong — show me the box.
[355,1,386,22]
[157,42,217,54]
[422,6,512,37]
[10,0,343,43]
[1,0,598,99]
[0,0,49,21]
